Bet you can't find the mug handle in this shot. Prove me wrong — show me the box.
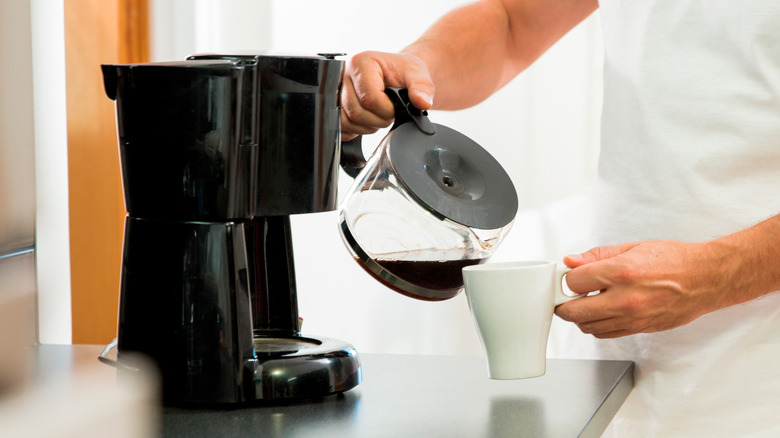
[553,266,584,306]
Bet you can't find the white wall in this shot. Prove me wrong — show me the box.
[31,0,72,345]
[0,0,72,345]
[150,0,603,356]
[151,0,272,60]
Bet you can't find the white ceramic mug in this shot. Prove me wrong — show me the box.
[462,261,581,379]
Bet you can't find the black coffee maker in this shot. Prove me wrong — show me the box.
[101,53,360,404]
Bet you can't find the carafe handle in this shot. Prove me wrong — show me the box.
[340,136,367,178]
[339,88,436,178]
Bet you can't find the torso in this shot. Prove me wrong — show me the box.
[591,1,780,436]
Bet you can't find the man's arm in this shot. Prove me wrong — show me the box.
[341,0,598,138]
[555,214,780,338]
[405,0,598,110]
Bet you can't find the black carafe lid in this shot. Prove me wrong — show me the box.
[385,89,518,230]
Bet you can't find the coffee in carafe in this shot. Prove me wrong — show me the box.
[369,257,485,300]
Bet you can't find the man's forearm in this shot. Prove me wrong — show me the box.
[710,213,780,309]
[402,0,597,110]
[401,1,516,110]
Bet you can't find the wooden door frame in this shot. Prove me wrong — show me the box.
[65,0,149,344]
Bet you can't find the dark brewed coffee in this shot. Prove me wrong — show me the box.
[355,257,485,301]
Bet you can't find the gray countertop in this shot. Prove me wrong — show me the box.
[163,354,633,438]
[31,345,632,438]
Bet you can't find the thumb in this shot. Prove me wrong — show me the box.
[389,53,435,111]
[407,83,435,111]
[564,241,641,268]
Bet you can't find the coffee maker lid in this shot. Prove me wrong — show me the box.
[101,60,241,100]
[388,123,518,230]
[188,51,345,60]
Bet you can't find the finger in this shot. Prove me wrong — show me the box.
[372,52,435,111]
[577,319,619,336]
[340,113,383,137]
[564,264,612,294]
[578,317,649,338]
[341,132,359,142]
[564,241,642,268]
[563,242,643,293]
[575,315,646,336]
[405,75,435,110]
[347,55,396,119]
[341,75,394,133]
[554,292,624,324]
[589,329,636,339]
[353,52,435,113]
[340,118,380,137]
[556,302,638,339]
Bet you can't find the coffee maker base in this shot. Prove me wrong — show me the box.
[247,334,361,402]
[102,334,360,405]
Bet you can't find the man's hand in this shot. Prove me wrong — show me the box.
[555,214,780,338]
[340,51,435,140]
[554,240,728,338]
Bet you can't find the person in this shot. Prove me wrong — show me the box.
[340,1,780,436]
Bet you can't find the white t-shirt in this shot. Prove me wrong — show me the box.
[589,1,780,436]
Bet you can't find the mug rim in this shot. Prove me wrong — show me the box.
[462,260,555,272]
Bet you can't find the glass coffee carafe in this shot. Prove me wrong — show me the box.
[339,89,518,301]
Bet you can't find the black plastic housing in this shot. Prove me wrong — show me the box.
[102,54,342,221]
[103,54,361,405]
